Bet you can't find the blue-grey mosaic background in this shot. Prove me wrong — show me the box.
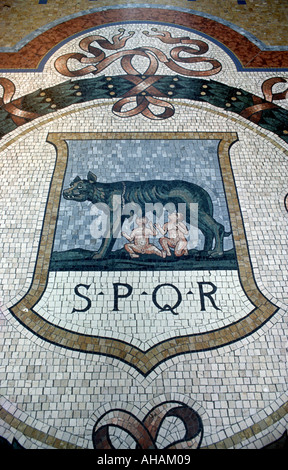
[52,139,233,253]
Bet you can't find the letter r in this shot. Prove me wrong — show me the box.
[198,281,221,311]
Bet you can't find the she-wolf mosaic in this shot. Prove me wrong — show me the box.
[0,5,287,450]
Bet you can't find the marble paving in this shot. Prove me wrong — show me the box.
[0,1,287,451]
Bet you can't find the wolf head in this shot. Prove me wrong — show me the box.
[63,171,98,202]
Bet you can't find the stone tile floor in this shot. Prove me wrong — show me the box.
[0,0,287,451]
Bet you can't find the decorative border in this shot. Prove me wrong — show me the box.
[2,4,288,54]
[9,131,278,376]
[1,8,288,72]
[1,397,287,449]
[1,74,288,143]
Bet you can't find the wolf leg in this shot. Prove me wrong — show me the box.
[200,212,225,257]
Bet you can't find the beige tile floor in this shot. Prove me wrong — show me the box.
[0,0,287,451]
[0,0,287,47]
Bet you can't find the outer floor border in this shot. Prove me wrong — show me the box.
[1,8,288,72]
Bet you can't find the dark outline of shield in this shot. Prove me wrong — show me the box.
[9,131,279,376]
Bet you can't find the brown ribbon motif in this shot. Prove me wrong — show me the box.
[0,77,40,126]
[1,29,287,125]
[54,28,222,119]
[240,77,288,124]
[92,401,203,449]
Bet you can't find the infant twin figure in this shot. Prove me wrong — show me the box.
[121,213,188,259]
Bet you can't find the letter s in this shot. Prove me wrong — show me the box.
[72,283,92,313]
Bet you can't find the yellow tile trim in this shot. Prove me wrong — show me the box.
[0,405,83,449]
[1,400,287,449]
[202,401,288,449]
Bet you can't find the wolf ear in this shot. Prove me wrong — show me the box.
[87,171,97,183]
[72,176,81,185]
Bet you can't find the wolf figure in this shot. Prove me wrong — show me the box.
[63,171,231,259]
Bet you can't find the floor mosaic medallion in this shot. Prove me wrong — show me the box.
[0,4,287,451]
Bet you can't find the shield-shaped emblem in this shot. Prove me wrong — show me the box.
[9,131,278,375]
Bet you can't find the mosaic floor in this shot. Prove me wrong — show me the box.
[0,1,287,452]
